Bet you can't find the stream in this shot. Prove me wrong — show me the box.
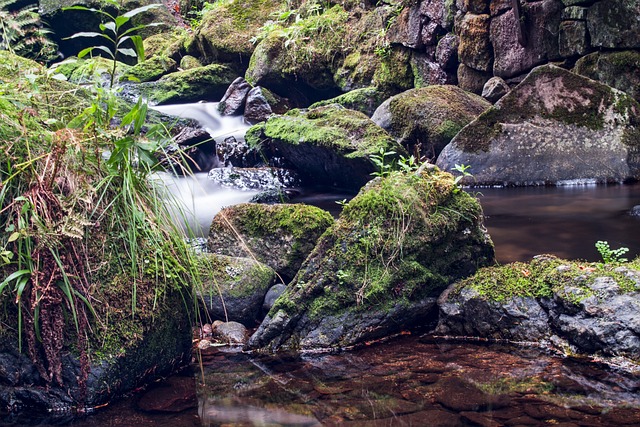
[4,103,640,426]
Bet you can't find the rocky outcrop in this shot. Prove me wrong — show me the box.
[247,168,495,351]
[371,85,490,160]
[436,65,640,186]
[207,203,334,282]
[198,254,276,326]
[245,105,408,190]
[437,255,640,360]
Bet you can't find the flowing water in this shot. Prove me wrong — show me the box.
[5,103,640,426]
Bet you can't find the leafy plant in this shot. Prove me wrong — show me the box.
[370,147,396,178]
[451,163,472,192]
[595,240,629,264]
[63,1,163,87]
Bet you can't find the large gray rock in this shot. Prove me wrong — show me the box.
[247,168,495,352]
[437,255,640,360]
[245,105,408,190]
[198,254,276,326]
[490,0,563,78]
[372,86,490,160]
[218,77,252,116]
[437,65,640,186]
[207,203,334,282]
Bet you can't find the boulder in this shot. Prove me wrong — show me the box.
[207,167,301,191]
[309,87,389,118]
[218,77,252,116]
[457,13,492,73]
[573,51,640,103]
[436,65,640,186]
[125,55,177,83]
[244,86,290,124]
[457,63,492,94]
[558,20,589,58]
[631,205,640,217]
[490,0,563,78]
[371,86,490,160]
[245,105,408,190]
[587,0,640,49]
[247,168,495,351]
[481,76,510,103]
[143,30,188,61]
[262,283,287,314]
[138,64,236,104]
[198,254,276,326]
[212,321,250,345]
[436,255,640,360]
[207,203,334,282]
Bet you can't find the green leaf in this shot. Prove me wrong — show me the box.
[63,31,110,40]
[130,35,144,61]
[0,269,30,295]
[117,48,137,57]
[100,21,117,34]
[115,15,130,28]
[122,3,162,18]
[7,232,20,243]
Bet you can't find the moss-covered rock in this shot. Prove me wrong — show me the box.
[66,57,131,86]
[124,55,178,82]
[207,203,334,282]
[197,254,276,326]
[247,167,495,351]
[143,30,188,61]
[189,0,282,70]
[309,87,390,117]
[137,64,237,104]
[245,104,408,190]
[437,255,640,361]
[437,64,640,186]
[372,85,490,160]
[574,50,640,103]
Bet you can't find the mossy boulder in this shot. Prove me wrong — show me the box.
[207,203,334,283]
[245,104,408,190]
[137,64,237,104]
[574,50,640,103]
[247,168,495,351]
[586,0,640,49]
[437,255,640,361]
[197,254,276,327]
[372,85,490,160]
[124,55,178,82]
[63,57,131,86]
[309,87,390,117]
[143,30,188,61]
[436,64,640,186]
[189,0,282,69]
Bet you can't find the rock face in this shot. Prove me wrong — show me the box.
[371,85,490,160]
[437,255,640,360]
[245,105,408,190]
[207,203,334,282]
[247,168,495,351]
[436,65,640,186]
[198,254,276,326]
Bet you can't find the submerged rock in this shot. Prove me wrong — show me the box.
[437,65,640,186]
[247,168,495,351]
[208,203,334,282]
[207,167,300,191]
[218,77,252,116]
[372,85,490,160]
[436,255,640,360]
[197,254,276,326]
[245,105,407,191]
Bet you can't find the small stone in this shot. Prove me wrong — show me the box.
[481,76,510,103]
[212,321,249,345]
[218,77,252,116]
[630,205,640,217]
[197,339,212,350]
[262,283,287,314]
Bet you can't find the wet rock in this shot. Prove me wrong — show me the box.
[212,321,250,345]
[437,64,640,186]
[262,283,287,314]
[631,205,640,217]
[218,77,251,116]
[573,51,640,103]
[481,76,510,103]
[197,254,276,326]
[434,377,510,412]
[246,105,407,191]
[371,86,490,160]
[248,189,291,204]
[208,203,334,282]
[247,169,495,351]
[179,55,202,70]
[436,255,640,360]
[215,135,261,168]
[207,167,300,191]
[137,376,197,413]
[244,87,274,124]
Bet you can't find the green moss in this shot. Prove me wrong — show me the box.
[373,46,414,93]
[197,253,274,299]
[454,256,640,303]
[124,55,177,82]
[309,87,389,116]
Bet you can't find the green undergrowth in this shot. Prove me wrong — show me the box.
[453,256,640,303]
[0,51,199,389]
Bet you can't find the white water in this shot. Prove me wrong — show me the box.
[152,103,257,235]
